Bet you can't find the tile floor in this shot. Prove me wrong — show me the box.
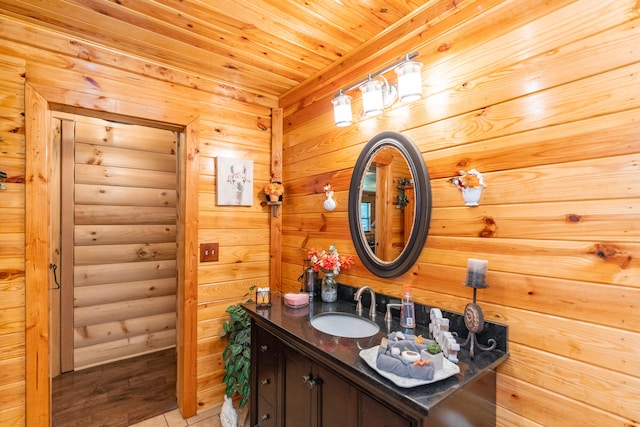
[129,408,221,427]
[129,405,249,427]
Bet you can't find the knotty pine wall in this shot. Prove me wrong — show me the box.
[0,15,274,425]
[280,1,639,426]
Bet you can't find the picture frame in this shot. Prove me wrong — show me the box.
[216,157,253,206]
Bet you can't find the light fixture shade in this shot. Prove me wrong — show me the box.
[331,92,353,127]
[360,79,384,117]
[395,59,423,102]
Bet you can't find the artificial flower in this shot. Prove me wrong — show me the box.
[449,169,486,190]
[263,182,284,196]
[307,245,354,275]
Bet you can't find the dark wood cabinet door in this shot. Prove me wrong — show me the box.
[283,347,318,427]
[316,365,358,427]
[360,393,413,427]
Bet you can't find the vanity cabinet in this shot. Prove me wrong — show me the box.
[251,323,413,427]
[246,300,507,427]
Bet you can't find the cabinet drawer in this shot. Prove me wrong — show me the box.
[255,395,276,427]
[256,328,277,405]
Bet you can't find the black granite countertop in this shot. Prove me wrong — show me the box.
[243,288,509,417]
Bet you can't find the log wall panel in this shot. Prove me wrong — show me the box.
[74,278,177,307]
[74,224,177,246]
[281,0,640,425]
[64,117,180,370]
[73,312,176,348]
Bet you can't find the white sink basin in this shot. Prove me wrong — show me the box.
[310,312,380,338]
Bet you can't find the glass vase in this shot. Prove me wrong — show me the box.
[321,271,338,302]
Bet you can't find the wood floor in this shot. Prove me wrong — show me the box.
[52,348,178,427]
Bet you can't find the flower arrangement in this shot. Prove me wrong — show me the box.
[263,181,284,196]
[449,169,486,190]
[308,245,354,275]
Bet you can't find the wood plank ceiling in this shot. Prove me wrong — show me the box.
[0,0,430,98]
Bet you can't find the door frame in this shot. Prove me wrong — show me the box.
[25,83,200,425]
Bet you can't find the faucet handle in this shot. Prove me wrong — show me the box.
[385,303,402,323]
[355,300,363,315]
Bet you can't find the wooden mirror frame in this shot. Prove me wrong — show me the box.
[348,131,432,277]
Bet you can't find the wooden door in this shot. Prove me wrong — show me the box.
[54,113,179,371]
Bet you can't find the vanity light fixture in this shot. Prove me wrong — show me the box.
[331,90,353,127]
[331,53,422,127]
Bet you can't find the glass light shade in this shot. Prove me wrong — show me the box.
[360,79,384,117]
[395,60,423,102]
[331,93,353,127]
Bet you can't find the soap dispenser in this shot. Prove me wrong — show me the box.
[400,285,415,330]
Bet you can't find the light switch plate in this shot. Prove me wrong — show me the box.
[200,243,219,262]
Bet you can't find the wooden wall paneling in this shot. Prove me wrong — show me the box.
[49,118,62,378]
[75,164,178,189]
[0,53,26,426]
[73,329,177,370]
[74,312,177,348]
[74,184,178,207]
[500,342,640,422]
[59,118,75,373]
[74,205,177,225]
[74,224,178,246]
[74,142,177,173]
[74,242,177,265]
[270,107,283,290]
[73,118,177,154]
[177,119,199,418]
[24,81,51,427]
[280,1,640,425]
[74,277,177,306]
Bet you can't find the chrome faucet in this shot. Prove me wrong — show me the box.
[354,286,377,320]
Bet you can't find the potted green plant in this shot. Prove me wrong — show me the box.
[221,302,252,408]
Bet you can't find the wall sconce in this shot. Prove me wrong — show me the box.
[331,91,353,127]
[331,53,422,127]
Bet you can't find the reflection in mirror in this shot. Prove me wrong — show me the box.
[349,132,431,278]
[360,146,415,262]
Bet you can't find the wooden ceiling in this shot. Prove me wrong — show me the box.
[0,0,430,99]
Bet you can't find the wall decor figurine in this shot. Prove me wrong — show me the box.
[323,184,337,211]
[217,157,254,206]
[449,169,486,206]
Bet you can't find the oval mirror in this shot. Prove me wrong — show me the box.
[348,131,431,277]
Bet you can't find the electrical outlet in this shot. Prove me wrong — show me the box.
[200,243,219,262]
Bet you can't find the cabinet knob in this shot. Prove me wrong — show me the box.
[261,378,270,385]
[302,374,317,388]
[260,344,269,352]
[261,413,270,421]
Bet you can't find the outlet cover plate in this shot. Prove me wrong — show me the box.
[200,243,219,262]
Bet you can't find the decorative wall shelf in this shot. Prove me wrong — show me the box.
[267,201,282,217]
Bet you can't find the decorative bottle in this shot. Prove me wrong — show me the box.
[400,285,415,330]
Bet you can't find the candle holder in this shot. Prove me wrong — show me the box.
[256,287,272,308]
[461,259,496,358]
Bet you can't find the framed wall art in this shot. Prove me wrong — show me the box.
[216,157,253,206]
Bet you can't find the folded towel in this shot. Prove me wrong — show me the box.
[376,353,435,381]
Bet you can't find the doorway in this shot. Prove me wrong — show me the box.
[25,83,200,425]
[50,113,179,375]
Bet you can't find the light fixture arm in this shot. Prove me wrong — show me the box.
[336,53,419,96]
